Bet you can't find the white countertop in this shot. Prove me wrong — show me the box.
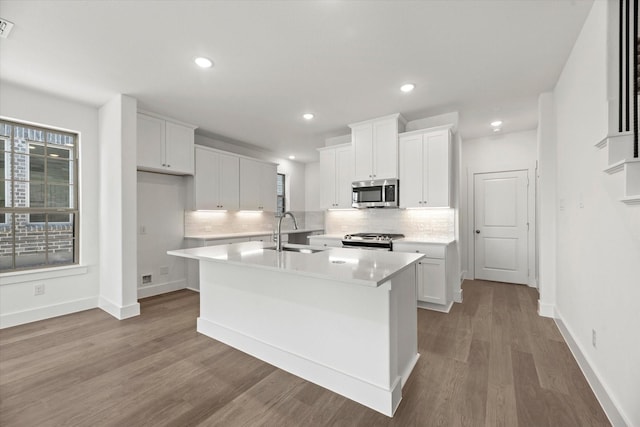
[168,241,424,287]
[310,234,455,245]
[185,228,324,240]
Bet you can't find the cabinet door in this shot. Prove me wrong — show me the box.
[417,258,446,304]
[137,113,165,170]
[319,148,337,209]
[352,124,373,181]
[260,162,277,212]
[165,121,194,174]
[194,147,221,210]
[218,152,239,210]
[335,145,353,208]
[399,134,424,208]
[424,131,450,207]
[240,158,276,211]
[372,118,397,179]
[239,158,261,210]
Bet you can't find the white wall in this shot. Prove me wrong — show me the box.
[137,171,187,298]
[460,129,537,282]
[536,92,557,317]
[552,1,640,425]
[98,94,139,319]
[0,82,101,328]
[305,162,321,212]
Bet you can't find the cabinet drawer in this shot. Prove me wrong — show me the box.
[394,243,445,259]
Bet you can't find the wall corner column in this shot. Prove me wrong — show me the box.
[536,92,557,318]
[98,94,140,319]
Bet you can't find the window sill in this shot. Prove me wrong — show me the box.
[0,264,88,285]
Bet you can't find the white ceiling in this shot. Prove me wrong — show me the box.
[0,0,593,163]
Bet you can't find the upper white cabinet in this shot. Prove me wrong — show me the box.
[190,146,239,210]
[349,113,406,181]
[318,143,353,209]
[137,111,196,175]
[239,158,277,211]
[399,126,451,208]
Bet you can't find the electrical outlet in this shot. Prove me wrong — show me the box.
[159,266,169,275]
[592,329,597,348]
[34,283,45,296]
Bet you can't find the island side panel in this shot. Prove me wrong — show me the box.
[392,265,419,386]
[196,260,422,416]
[198,261,393,387]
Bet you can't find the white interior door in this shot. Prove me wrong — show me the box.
[474,170,528,284]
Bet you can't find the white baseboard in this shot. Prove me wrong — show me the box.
[197,317,405,417]
[99,297,140,320]
[554,310,630,427]
[185,286,200,293]
[454,289,463,303]
[537,300,555,318]
[0,296,98,329]
[417,300,454,313]
[137,279,187,299]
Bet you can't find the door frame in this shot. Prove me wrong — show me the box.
[466,163,537,287]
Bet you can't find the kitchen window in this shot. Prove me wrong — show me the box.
[0,119,79,272]
[276,173,285,216]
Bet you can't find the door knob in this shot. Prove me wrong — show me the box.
[475,230,480,234]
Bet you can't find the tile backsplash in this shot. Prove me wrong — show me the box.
[185,210,325,236]
[185,208,453,241]
[325,208,455,240]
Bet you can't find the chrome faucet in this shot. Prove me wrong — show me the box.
[275,211,298,252]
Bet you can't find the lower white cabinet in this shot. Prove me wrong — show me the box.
[416,258,446,305]
[394,241,456,312]
[308,236,343,248]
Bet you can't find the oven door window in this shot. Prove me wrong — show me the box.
[353,186,382,203]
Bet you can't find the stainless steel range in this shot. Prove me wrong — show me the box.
[341,233,405,251]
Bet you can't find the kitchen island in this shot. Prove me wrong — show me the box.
[168,242,424,416]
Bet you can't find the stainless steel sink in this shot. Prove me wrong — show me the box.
[264,246,325,254]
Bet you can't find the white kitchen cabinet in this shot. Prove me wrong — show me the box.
[318,143,354,209]
[394,241,455,312]
[308,236,343,248]
[191,146,239,210]
[137,111,196,175]
[349,113,406,181]
[399,126,451,208]
[239,158,277,211]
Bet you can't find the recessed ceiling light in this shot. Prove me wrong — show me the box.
[490,120,503,127]
[288,155,296,160]
[303,113,314,120]
[400,83,415,93]
[194,57,213,68]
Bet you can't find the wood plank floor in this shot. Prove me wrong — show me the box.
[0,280,610,426]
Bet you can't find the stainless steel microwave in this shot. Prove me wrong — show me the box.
[352,178,399,208]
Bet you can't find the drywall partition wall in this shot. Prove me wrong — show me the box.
[553,1,639,425]
[305,161,321,212]
[460,129,537,284]
[137,171,187,298]
[536,92,557,317]
[98,94,139,320]
[0,82,100,328]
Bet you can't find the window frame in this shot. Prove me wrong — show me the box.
[0,119,79,273]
